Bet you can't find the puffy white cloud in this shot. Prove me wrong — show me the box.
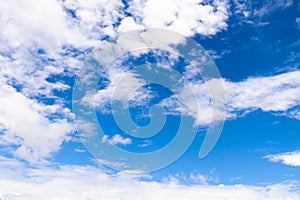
[0,0,92,53]
[265,151,300,167]
[121,0,230,36]
[0,85,73,163]
[0,157,299,200]
[118,16,145,32]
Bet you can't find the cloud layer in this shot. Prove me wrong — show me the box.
[0,157,299,200]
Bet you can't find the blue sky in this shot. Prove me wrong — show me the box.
[0,0,299,199]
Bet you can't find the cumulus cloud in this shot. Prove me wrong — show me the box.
[0,85,73,163]
[0,157,299,200]
[0,0,126,53]
[265,151,300,167]
[121,0,230,36]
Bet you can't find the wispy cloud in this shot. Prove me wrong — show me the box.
[231,0,294,25]
[160,70,300,126]
[225,70,300,115]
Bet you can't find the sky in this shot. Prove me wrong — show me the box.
[0,0,300,199]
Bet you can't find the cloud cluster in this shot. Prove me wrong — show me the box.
[0,157,299,200]
[0,0,232,164]
[0,1,299,198]
[0,0,123,164]
[120,0,230,36]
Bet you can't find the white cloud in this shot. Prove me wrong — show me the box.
[254,0,293,17]
[94,67,300,127]
[161,79,214,126]
[118,16,145,32]
[101,134,132,146]
[0,157,299,200]
[205,49,231,60]
[138,140,153,147]
[0,85,73,163]
[0,0,128,164]
[62,0,125,39]
[160,70,300,126]
[0,0,92,53]
[0,0,126,53]
[0,0,127,100]
[266,151,300,167]
[121,0,229,36]
[74,148,86,153]
[94,67,149,114]
[225,70,300,115]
